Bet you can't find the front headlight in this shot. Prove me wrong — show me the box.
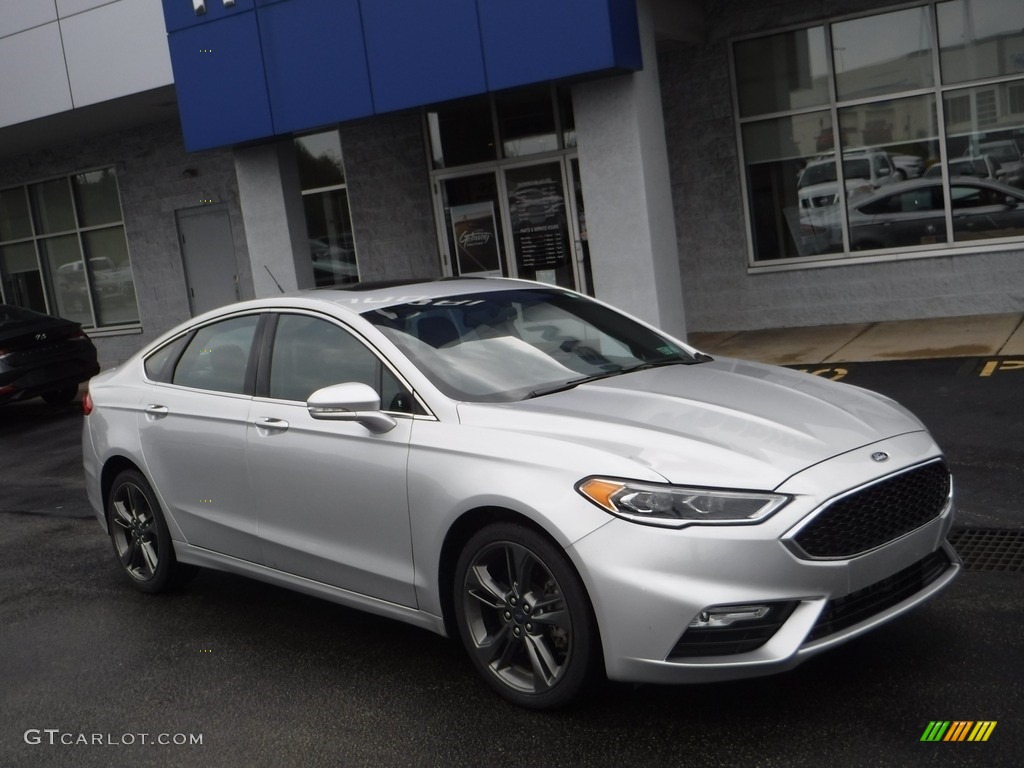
[576,477,789,529]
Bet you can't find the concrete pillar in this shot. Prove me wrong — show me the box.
[572,0,686,338]
[234,139,313,296]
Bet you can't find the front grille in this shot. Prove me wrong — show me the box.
[805,549,952,643]
[667,602,798,659]
[791,460,951,559]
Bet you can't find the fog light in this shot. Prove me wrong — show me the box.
[689,604,772,628]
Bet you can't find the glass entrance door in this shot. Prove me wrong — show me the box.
[504,160,575,289]
[434,157,590,293]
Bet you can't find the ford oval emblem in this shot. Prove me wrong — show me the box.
[871,452,890,463]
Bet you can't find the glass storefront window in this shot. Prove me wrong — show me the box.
[40,235,90,324]
[81,227,140,326]
[303,189,358,286]
[743,112,837,259]
[0,242,46,312]
[427,96,496,169]
[734,1,1024,265]
[0,168,139,327]
[0,188,32,241]
[734,27,830,117]
[30,179,76,235]
[295,130,359,287]
[937,0,1024,84]
[496,86,558,158]
[943,82,1024,172]
[295,132,345,189]
[832,7,934,101]
[73,170,122,227]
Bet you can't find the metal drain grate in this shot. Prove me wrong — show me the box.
[949,528,1024,572]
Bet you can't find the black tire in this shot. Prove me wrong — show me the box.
[106,469,197,593]
[453,522,599,709]
[41,385,77,405]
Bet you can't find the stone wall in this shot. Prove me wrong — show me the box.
[340,111,441,282]
[659,0,1024,332]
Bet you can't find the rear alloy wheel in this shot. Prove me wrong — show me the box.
[107,470,196,593]
[454,523,598,709]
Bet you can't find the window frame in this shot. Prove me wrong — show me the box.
[730,0,1024,272]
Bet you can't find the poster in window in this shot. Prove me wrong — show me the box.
[451,202,502,277]
[508,175,569,273]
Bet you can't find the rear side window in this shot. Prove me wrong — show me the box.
[171,315,259,394]
[143,334,190,382]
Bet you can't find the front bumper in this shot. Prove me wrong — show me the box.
[567,432,959,684]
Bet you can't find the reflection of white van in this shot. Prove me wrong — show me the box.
[798,151,901,210]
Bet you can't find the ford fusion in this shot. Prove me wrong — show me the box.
[82,278,958,708]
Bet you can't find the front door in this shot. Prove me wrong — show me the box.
[245,312,416,606]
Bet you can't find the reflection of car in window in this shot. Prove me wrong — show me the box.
[819,178,1024,250]
[924,156,998,180]
[797,151,901,210]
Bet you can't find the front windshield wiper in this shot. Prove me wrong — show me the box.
[525,355,712,399]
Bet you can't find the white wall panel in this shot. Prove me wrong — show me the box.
[57,0,120,17]
[0,24,73,128]
[62,0,173,108]
[0,0,58,39]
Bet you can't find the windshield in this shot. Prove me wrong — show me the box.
[363,288,700,402]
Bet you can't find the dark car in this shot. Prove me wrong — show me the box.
[0,305,100,406]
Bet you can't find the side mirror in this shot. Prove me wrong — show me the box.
[1004,195,1021,209]
[307,382,396,433]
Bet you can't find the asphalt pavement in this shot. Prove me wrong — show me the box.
[1,356,1021,768]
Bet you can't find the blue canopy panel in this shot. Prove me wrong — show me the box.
[162,0,642,151]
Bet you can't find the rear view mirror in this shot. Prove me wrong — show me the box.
[307,382,396,433]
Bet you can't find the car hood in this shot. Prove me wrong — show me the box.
[456,358,925,490]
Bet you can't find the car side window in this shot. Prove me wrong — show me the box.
[171,315,259,394]
[950,185,997,209]
[268,314,417,413]
[144,334,190,382]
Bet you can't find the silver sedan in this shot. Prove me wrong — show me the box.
[82,278,959,709]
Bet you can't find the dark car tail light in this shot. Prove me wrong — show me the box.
[82,390,93,416]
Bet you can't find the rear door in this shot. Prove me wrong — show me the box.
[138,313,263,560]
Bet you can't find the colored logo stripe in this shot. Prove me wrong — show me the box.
[921,721,949,742]
[968,721,997,742]
[920,721,996,742]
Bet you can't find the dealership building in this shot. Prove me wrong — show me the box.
[1,0,1022,366]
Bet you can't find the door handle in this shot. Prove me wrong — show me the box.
[254,417,289,433]
[144,405,168,420]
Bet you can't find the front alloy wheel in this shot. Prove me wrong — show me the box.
[454,523,598,709]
